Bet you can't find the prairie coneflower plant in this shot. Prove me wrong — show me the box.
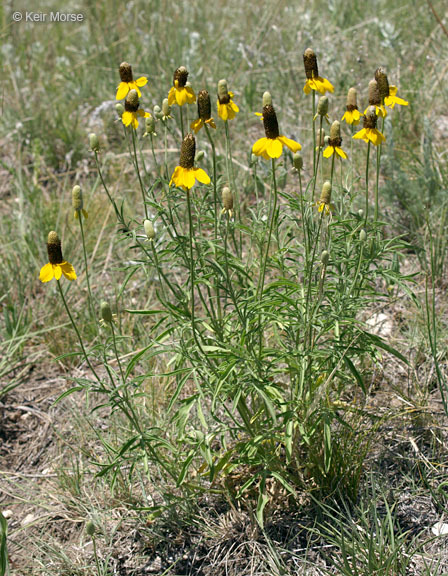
[353,106,385,220]
[122,89,151,217]
[40,232,100,382]
[168,66,196,138]
[341,87,362,126]
[303,48,334,178]
[323,120,347,187]
[364,79,387,119]
[252,94,301,300]
[116,61,148,100]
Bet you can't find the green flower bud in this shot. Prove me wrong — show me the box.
[162,99,171,118]
[145,115,156,134]
[89,133,100,152]
[144,219,155,240]
[195,150,205,162]
[293,152,303,171]
[319,181,332,205]
[321,250,330,265]
[358,209,364,219]
[72,185,83,212]
[222,186,233,211]
[262,91,272,107]
[217,79,229,99]
[153,105,162,119]
[359,229,367,243]
[115,103,124,116]
[85,521,96,536]
[100,301,113,324]
[317,96,329,117]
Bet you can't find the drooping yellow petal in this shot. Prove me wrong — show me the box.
[217,100,228,121]
[323,146,334,158]
[278,135,301,153]
[128,81,141,98]
[185,86,196,104]
[39,262,54,283]
[205,118,216,129]
[352,128,369,143]
[194,168,211,185]
[82,209,88,219]
[116,82,129,100]
[303,80,312,95]
[230,100,239,114]
[131,114,139,130]
[265,138,283,158]
[136,77,148,88]
[182,168,196,189]
[176,87,187,106]
[60,261,77,281]
[122,111,134,127]
[252,137,269,157]
[168,87,176,106]
[191,118,203,133]
[170,166,182,186]
[74,210,79,219]
[335,147,348,159]
[54,264,62,281]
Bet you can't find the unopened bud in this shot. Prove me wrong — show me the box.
[222,186,233,211]
[195,150,205,162]
[262,91,272,107]
[85,521,96,536]
[293,152,303,171]
[89,133,100,152]
[217,79,228,99]
[144,219,155,240]
[161,99,171,117]
[72,185,83,212]
[358,209,364,219]
[359,229,367,243]
[321,250,330,265]
[100,301,113,324]
[145,115,156,134]
[319,181,332,205]
[317,96,329,117]
[154,105,162,119]
[115,103,124,116]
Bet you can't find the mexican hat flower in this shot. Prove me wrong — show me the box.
[375,67,409,110]
[252,96,301,160]
[168,66,196,107]
[323,120,347,159]
[191,90,216,133]
[170,133,210,190]
[353,106,386,146]
[116,62,148,100]
[221,186,234,219]
[72,185,88,219]
[314,95,330,123]
[316,181,334,215]
[341,87,362,125]
[217,79,239,121]
[39,231,77,282]
[303,48,334,95]
[121,89,151,130]
[364,79,387,118]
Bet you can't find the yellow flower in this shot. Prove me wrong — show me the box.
[341,87,362,126]
[303,48,334,95]
[170,133,211,191]
[40,231,77,283]
[121,89,150,130]
[353,106,386,146]
[341,108,362,125]
[384,86,409,109]
[191,90,216,133]
[168,66,196,107]
[252,103,301,160]
[323,120,347,159]
[374,68,409,110]
[217,79,239,121]
[116,62,148,100]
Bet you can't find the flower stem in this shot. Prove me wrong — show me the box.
[78,215,96,326]
[131,129,148,219]
[257,158,278,300]
[311,115,323,202]
[374,116,384,222]
[179,106,185,140]
[312,94,316,178]
[224,121,241,256]
[94,152,121,223]
[56,280,100,383]
[365,141,371,224]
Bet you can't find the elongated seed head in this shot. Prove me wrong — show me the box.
[262,91,272,107]
[72,185,83,212]
[47,231,63,264]
[374,67,389,100]
[125,89,139,112]
[101,301,113,324]
[179,133,196,169]
[368,79,381,107]
[319,181,332,205]
[303,48,318,79]
[119,62,133,83]
[346,87,358,111]
[174,66,188,87]
[197,90,212,120]
[262,104,279,139]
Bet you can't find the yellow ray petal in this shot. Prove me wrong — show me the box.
[194,168,211,185]
[136,77,148,87]
[60,261,77,281]
[335,147,348,159]
[323,146,334,158]
[278,135,301,153]
[252,137,268,157]
[168,87,176,106]
[39,262,54,283]
[116,82,129,100]
[54,264,62,280]
[122,111,133,127]
[191,118,203,133]
[265,138,283,158]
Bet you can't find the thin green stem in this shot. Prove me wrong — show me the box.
[92,536,102,576]
[257,158,278,300]
[150,133,158,174]
[311,115,323,202]
[365,141,371,224]
[375,116,385,221]
[56,280,101,383]
[94,152,121,222]
[110,323,125,385]
[312,94,316,178]
[180,106,185,140]
[224,121,241,255]
[131,129,148,219]
[78,215,96,326]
